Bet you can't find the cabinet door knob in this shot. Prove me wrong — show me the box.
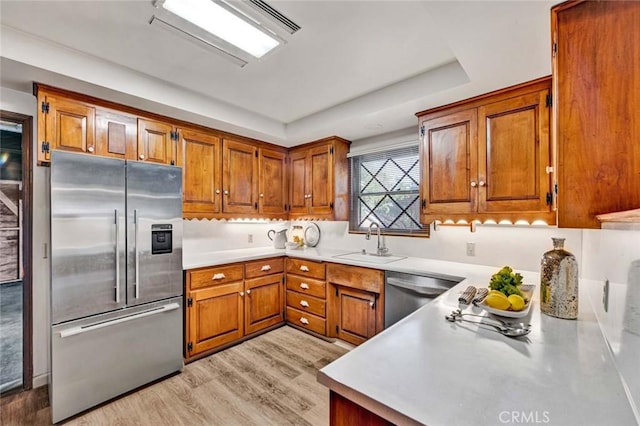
[212,273,226,280]
[299,317,309,325]
[299,283,310,290]
[470,181,477,187]
[259,193,264,198]
[299,265,310,272]
[87,146,94,153]
[240,291,244,297]
[246,289,251,295]
[224,190,229,195]
[260,265,271,271]
[139,154,145,160]
[479,181,486,187]
[300,300,309,308]
[215,189,221,194]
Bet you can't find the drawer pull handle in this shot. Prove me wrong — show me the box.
[300,283,310,290]
[299,265,310,272]
[212,273,226,280]
[300,317,309,325]
[300,300,309,308]
[261,265,271,271]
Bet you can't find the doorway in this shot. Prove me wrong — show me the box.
[0,111,32,395]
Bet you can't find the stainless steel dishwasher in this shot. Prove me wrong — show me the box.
[385,270,462,328]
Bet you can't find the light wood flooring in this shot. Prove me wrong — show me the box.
[0,326,349,425]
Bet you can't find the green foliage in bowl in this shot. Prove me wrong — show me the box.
[489,266,524,297]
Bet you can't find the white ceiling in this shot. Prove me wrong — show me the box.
[0,0,555,147]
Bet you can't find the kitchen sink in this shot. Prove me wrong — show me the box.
[332,251,407,264]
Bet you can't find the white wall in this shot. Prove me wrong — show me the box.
[581,228,640,415]
[0,87,49,388]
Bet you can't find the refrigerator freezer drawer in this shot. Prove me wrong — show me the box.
[50,297,183,423]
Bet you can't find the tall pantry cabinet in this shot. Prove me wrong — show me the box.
[552,0,640,228]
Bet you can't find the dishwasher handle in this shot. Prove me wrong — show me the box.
[386,277,448,298]
[59,303,180,338]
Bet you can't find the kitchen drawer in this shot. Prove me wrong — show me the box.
[286,258,326,280]
[286,306,326,335]
[286,274,326,299]
[286,290,326,318]
[327,262,384,293]
[245,257,284,279]
[188,264,244,290]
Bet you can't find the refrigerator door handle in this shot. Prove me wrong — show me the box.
[134,208,140,299]
[58,303,180,338]
[115,209,120,304]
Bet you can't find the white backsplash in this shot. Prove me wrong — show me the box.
[581,229,640,416]
[183,219,289,252]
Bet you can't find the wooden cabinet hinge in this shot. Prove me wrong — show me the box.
[546,93,552,108]
[335,325,339,333]
[546,192,553,206]
[329,202,334,210]
[41,141,50,154]
[330,146,334,155]
[255,150,258,158]
[254,202,258,209]
[421,198,426,209]
[187,342,193,352]
[420,125,425,138]
[41,101,49,114]
[187,297,193,307]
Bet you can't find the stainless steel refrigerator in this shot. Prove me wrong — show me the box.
[50,151,183,423]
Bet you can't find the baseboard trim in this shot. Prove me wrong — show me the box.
[33,373,48,389]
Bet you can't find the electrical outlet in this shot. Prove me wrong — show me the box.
[466,242,475,257]
[248,234,253,243]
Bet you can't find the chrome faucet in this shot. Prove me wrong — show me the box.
[366,222,389,256]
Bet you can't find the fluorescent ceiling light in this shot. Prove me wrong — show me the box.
[162,0,279,58]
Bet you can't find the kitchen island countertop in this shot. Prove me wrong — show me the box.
[183,246,638,425]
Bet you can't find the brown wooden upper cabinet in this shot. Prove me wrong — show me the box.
[95,108,137,160]
[137,117,176,165]
[176,127,222,218]
[36,86,96,163]
[417,77,554,225]
[289,137,350,220]
[222,138,259,215]
[552,1,640,228]
[258,147,288,216]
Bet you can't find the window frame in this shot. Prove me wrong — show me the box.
[348,145,429,238]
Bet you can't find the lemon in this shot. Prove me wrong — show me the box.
[507,294,526,311]
[488,290,507,298]
[485,293,511,310]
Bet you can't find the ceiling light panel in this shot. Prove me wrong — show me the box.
[161,0,279,58]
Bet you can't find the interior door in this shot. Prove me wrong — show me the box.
[50,151,126,324]
[126,161,183,306]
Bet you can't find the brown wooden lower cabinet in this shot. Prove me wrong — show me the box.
[330,391,394,426]
[245,274,284,335]
[188,281,244,355]
[327,263,384,345]
[335,286,377,346]
[185,258,285,361]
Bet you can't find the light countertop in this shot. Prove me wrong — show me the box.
[182,246,638,425]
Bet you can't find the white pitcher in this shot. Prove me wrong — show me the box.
[267,229,288,249]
